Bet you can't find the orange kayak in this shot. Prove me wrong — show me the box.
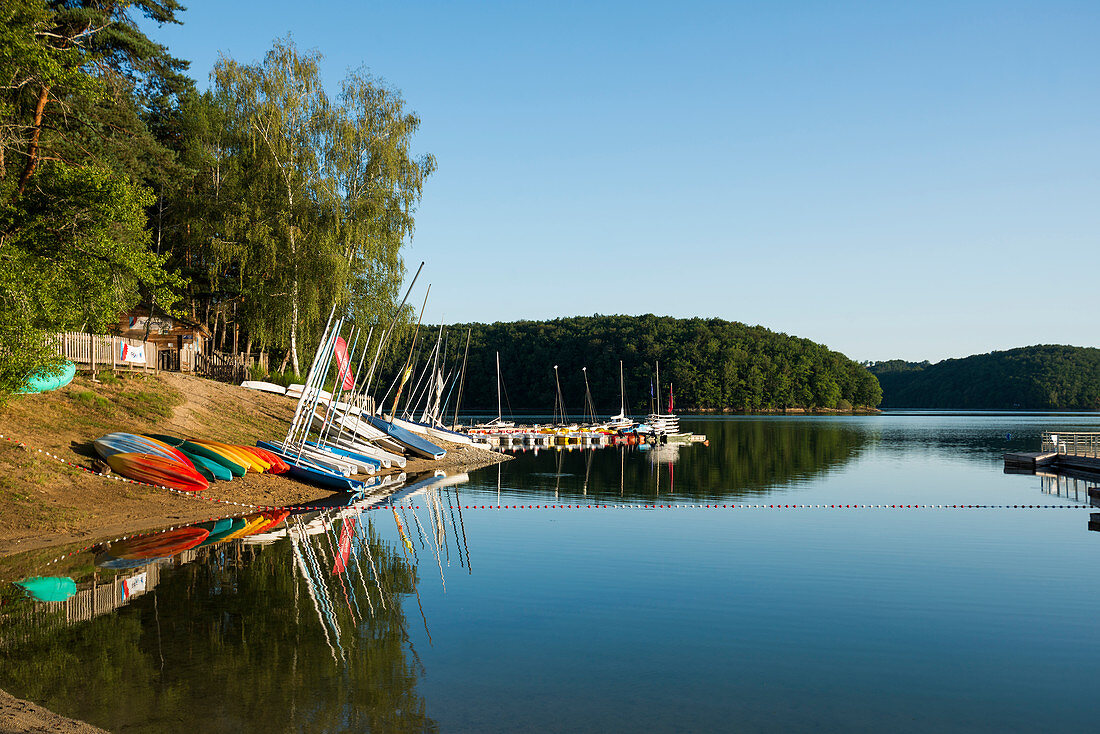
[105,452,209,492]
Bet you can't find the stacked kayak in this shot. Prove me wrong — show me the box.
[146,435,290,482]
[94,432,209,492]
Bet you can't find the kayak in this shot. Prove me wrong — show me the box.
[18,361,76,394]
[245,446,290,473]
[162,439,247,477]
[95,432,193,467]
[104,452,209,492]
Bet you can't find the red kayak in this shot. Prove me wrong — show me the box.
[105,452,210,492]
[243,446,291,474]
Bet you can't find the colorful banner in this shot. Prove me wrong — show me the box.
[333,337,355,391]
[120,342,146,364]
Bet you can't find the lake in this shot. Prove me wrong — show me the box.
[4,413,1100,732]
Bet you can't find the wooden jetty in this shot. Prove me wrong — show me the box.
[1005,432,1100,475]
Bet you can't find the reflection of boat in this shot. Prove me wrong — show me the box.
[15,576,77,601]
[110,526,210,559]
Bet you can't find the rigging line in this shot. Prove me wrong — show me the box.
[389,284,431,418]
[362,261,424,401]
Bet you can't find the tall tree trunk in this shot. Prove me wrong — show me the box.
[287,187,301,375]
[14,85,50,200]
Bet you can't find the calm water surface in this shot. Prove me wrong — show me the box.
[4,413,1100,732]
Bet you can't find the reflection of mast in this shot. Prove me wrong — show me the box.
[452,487,472,573]
[290,517,340,662]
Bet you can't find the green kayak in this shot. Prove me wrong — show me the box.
[15,576,77,602]
[18,362,76,394]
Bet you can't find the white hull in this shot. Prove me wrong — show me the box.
[241,380,288,395]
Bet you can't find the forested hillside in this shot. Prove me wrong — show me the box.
[402,315,882,414]
[868,345,1100,409]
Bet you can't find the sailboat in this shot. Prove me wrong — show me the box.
[475,352,515,430]
[606,360,635,431]
[645,361,680,436]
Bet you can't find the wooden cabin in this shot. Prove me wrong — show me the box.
[115,306,211,372]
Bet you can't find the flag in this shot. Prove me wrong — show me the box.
[333,337,355,390]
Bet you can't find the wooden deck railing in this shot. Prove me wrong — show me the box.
[1041,431,1100,458]
[52,332,158,374]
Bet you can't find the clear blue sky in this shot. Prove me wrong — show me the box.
[147,0,1099,363]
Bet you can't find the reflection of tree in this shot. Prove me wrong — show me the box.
[0,516,436,733]
[498,420,868,501]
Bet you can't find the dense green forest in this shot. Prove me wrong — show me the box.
[386,315,882,415]
[867,345,1100,409]
[1,0,430,395]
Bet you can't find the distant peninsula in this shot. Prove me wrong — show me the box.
[432,315,882,413]
[868,345,1100,409]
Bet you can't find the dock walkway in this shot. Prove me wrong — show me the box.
[1004,432,1100,475]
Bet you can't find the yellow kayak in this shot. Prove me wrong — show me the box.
[191,439,270,473]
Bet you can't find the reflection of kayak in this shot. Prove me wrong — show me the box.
[95,551,159,570]
[110,527,210,559]
[219,514,268,542]
[14,576,77,601]
[198,517,245,546]
[18,361,76,394]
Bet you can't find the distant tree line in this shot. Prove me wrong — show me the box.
[390,315,883,416]
[867,345,1100,409]
[1,1,430,396]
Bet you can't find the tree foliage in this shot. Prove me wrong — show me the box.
[869,345,1100,409]
[0,0,189,396]
[389,315,882,415]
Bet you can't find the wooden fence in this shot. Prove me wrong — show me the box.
[52,332,159,375]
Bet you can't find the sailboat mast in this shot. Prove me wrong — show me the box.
[495,351,502,422]
[619,360,626,415]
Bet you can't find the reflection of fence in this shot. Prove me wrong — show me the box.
[57,563,163,623]
[1041,432,1100,458]
[52,332,158,374]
